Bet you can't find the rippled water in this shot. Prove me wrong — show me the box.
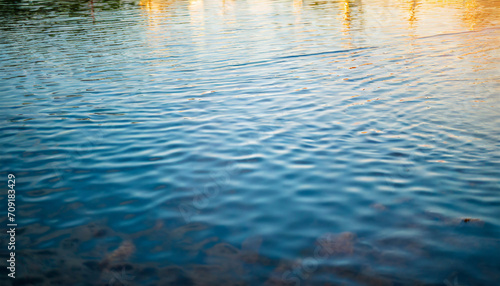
[1,0,500,285]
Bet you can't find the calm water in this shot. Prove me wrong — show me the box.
[1,0,500,285]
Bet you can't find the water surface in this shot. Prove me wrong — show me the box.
[1,0,500,285]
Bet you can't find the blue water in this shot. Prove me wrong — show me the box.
[1,0,500,285]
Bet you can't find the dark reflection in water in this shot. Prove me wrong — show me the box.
[1,0,500,285]
[0,0,133,15]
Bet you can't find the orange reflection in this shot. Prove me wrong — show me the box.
[463,0,480,30]
[293,0,303,17]
[139,0,178,58]
[407,0,418,29]
[140,0,175,13]
[412,0,500,32]
[339,0,354,49]
[293,0,303,11]
[341,0,351,31]
[139,0,176,29]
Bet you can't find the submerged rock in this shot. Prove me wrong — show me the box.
[205,242,240,258]
[315,232,357,257]
[265,259,303,286]
[424,211,485,227]
[99,240,136,270]
[241,236,263,264]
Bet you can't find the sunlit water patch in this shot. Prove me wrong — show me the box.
[0,0,499,285]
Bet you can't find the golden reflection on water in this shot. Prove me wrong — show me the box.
[139,0,500,36]
[340,0,351,32]
[137,0,499,75]
[293,0,303,25]
[139,0,174,16]
[139,0,175,30]
[407,0,418,29]
[188,0,205,30]
[463,0,480,30]
[339,0,354,49]
[416,0,499,31]
[293,0,303,12]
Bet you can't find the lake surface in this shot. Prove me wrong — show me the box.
[1,0,499,285]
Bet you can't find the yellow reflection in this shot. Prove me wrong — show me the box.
[418,0,499,31]
[139,0,175,29]
[356,0,500,39]
[139,0,153,11]
[293,0,303,14]
[342,0,351,30]
[189,0,205,30]
[139,0,174,13]
[139,0,177,58]
[463,0,480,30]
[293,0,303,25]
[339,0,353,49]
[407,0,417,29]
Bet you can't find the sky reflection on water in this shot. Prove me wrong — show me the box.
[0,0,499,285]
